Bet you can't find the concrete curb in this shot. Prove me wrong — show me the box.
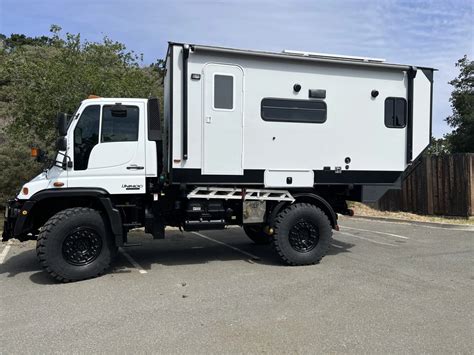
[340,215,474,231]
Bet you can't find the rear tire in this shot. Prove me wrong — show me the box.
[243,225,272,245]
[36,207,115,282]
[273,203,332,266]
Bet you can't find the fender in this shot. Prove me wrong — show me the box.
[268,193,338,230]
[15,188,124,246]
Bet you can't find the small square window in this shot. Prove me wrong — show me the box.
[385,97,407,128]
[214,75,233,110]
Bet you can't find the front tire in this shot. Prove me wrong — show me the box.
[273,203,332,266]
[36,207,115,282]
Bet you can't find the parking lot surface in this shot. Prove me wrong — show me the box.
[1,217,473,353]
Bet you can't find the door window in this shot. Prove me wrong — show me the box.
[214,74,234,110]
[101,105,139,142]
[73,105,100,170]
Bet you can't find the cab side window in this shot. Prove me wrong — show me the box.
[101,105,139,142]
[74,105,100,170]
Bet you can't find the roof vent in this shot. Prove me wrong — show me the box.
[282,50,386,63]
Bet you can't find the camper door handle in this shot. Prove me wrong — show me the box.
[127,165,144,170]
[206,116,212,124]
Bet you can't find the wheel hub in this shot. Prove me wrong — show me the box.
[62,228,102,266]
[288,219,319,253]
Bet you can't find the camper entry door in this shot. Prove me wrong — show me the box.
[202,63,243,175]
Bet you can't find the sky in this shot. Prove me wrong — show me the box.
[0,0,472,137]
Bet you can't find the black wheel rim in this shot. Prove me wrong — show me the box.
[62,228,103,266]
[288,219,319,253]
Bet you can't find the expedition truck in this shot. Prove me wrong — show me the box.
[2,43,434,282]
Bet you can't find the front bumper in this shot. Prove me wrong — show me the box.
[2,199,27,241]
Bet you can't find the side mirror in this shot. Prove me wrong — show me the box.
[56,113,68,136]
[56,137,67,151]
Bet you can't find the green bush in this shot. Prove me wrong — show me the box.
[0,136,42,202]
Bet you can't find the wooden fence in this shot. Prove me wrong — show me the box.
[376,154,474,217]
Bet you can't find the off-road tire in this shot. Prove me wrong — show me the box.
[273,203,332,266]
[36,207,115,282]
[243,225,272,245]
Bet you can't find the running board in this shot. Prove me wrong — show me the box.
[187,187,295,202]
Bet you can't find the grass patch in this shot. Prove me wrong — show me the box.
[348,201,474,225]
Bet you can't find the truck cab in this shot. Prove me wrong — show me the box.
[19,98,153,200]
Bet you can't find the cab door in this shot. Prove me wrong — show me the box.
[67,101,146,194]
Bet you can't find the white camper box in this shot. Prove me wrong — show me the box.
[164,43,433,201]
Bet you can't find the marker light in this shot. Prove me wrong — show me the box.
[53,181,64,187]
[22,187,29,195]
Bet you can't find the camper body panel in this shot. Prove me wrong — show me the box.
[170,45,184,171]
[162,48,172,175]
[165,44,432,186]
[412,70,432,159]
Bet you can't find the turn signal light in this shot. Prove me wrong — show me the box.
[31,148,39,158]
[22,187,29,195]
[53,181,64,187]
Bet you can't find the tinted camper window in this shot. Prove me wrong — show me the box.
[261,98,327,123]
[214,75,233,110]
[385,97,407,128]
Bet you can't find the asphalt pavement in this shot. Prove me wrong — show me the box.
[1,217,473,354]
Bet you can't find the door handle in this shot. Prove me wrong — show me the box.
[127,165,144,170]
[205,116,212,124]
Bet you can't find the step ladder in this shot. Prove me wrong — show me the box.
[187,187,295,202]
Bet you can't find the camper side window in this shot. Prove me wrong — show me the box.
[214,74,233,110]
[261,98,327,123]
[384,97,407,128]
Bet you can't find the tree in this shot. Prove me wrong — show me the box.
[426,136,451,155]
[0,25,163,202]
[445,56,474,153]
